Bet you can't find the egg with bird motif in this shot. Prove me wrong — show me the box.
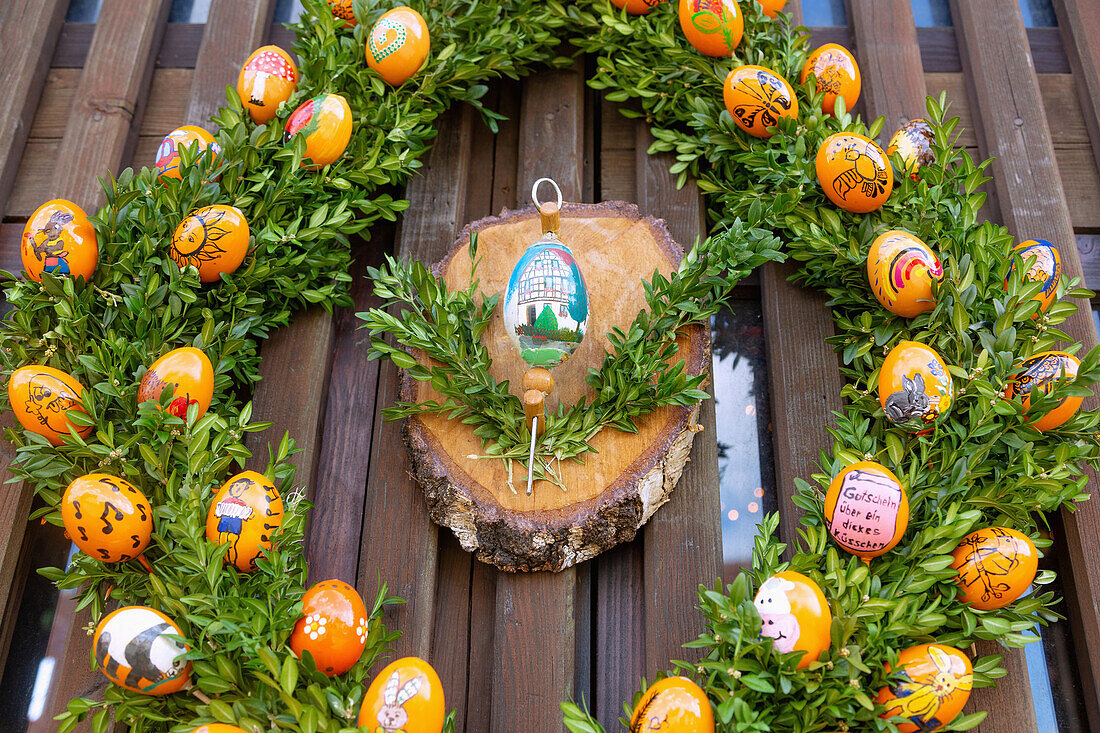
[93,606,190,695]
[359,657,445,732]
[155,125,220,182]
[138,347,214,419]
[205,470,283,572]
[824,461,909,560]
[290,579,369,676]
[1004,351,1082,432]
[191,727,247,733]
[170,204,250,282]
[753,570,830,669]
[8,365,93,446]
[610,0,667,13]
[21,199,97,283]
[755,0,785,16]
[950,527,1038,610]
[366,7,430,86]
[888,118,936,179]
[723,65,798,138]
[679,0,743,56]
[800,43,861,115]
[867,230,943,318]
[1006,239,1061,315]
[629,676,715,732]
[237,46,298,124]
[285,93,353,169]
[879,341,953,432]
[817,132,893,212]
[62,473,152,563]
[327,0,357,26]
[875,644,972,733]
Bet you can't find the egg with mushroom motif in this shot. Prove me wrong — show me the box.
[610,0,667,13]
[290,580,370,676]
[629,676,714,732]
[138,347,214,419]
[817,132,893,212]
[21,199,97,283]
[61,473,153,563]
[800,43,861,115]
[753,570,830,669]
[170,204,250,282]
[237,46,298,124]
[875,644,972,733]
[8,365,93,445]
[824,461,909,560]
[1004,350,1082,432]
[1006,239,1061,315]
[155,125,220,181]
[950,527,1038,610]
[366,7,430,86]
[327,0,357,26]
[285,93,353,169]
[888,118,936,179]
[678,0,743,57]
[723,65,798,138]
[867,230,943,318]
[205,470,283,572]
[93,606,190,695]
[878,341,953,432]
[359,657,445,732]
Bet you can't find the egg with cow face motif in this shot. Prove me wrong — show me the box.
[753,570,830,669]
[723,65,798,138]
[290,580,369,676]
[867,230,943,318]
[205,470,283,572]
[875,644,972,733]
[679,0,743,57]
[366,7,430,86]
[1004,351,1082,432]
[1006,239,1061,315]
[359,657,445,733]
[138,347,214,420]
[8,365,93,446]
[237,46,299,124]
[155,125,220,182]
[950,527,1038,610]
[171,204,249,282]
[801,43,861,115]
[93,606,190,695]
[817,132,893,213]
[21,199,97,283]
[629,676,714,732]
[824,461,909,560]
[610,0,667,13]
[878,341,953,432]
[888,118,936,179]
[285,93,353,169]
[327,0,357,26]
[61,473,152,563]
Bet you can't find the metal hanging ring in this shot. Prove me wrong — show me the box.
[531,177,563,211]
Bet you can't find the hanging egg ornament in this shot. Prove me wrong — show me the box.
[875,644,972,733]
[284,93,353,169]
[1004,351,1082,432]
[678,0,743,57]
[723,65,798,138]
[61,474,153,563]
[800,43,861,115]
[93,606,191,695]
[237,45,298,124]
[950,527,1038,610]
[170,204,250,282]
[366,7,430,86]
[21,199,97,283]
[290,580,369,676]
[1006,239,1061,315]
[816,132,893,213]
[138,347,214,419]
[753,570,831,668]
[823,461,909,560]
[205,470,283,572]
[327,0,357,26]
[610,0,667,13]
[8,365,93,446]
[878,341,953,432]
[755,0,785,16]
[155,125,220,181]
[867,230,943,318]
[629,676,715,732]
[358,657,445,733]
[888,118,936,179]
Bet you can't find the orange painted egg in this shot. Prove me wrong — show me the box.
[678,0,743,57]
[1004,351,1082,432]
[237,46,299,124]
[205,470,283,572]
[285,93,353,169]
[155,125,220,181]
[723,65,798,138]
[290,579,369,676]
[755,0,785,16]
[20,199,97,283]
[610,0,667,13]
[753,570,830,669]
[138,347,214,419]
[366,7,430,86]
[61,473,152,563]
[191,727,246,733]
[867,230,943,318]
[816,132,893,213]
[170,204,250,282]
[358,657,445,732]
[824,461,909,559]
[800,43,861,115]
[8,365,93,446]
[629,676,714,732]
[875,644,972,733]
[878,341,953,432]
[1006,239,1061,315]
[327,0,357,26]
[93,606,190,695]
[950,527,1038,610]
[888,118,936,178]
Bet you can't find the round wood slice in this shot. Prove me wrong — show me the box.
[401,201,710,572]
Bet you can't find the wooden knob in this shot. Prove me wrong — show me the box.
[522,367,554,394]
[523,389,545,434]
[538,201,560,236]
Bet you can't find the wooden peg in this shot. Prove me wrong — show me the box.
[522,366,554,394]
[523,389,545,436]
[538,201,560,236]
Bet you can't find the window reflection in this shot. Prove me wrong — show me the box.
[168,0,212,23]
[1019,0,1057,27]
[911,0,952,27]
[64,0,102,22]
[801,0,847,27]
[274,0,306,23]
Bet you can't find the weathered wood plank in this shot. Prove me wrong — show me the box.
[0,412,36,679]
[1054,0,1100,220]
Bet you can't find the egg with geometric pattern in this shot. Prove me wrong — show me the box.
[629,676,715,732]
[359,657,446,733]
[1005,239,1061,315]
[290,579,369,676]
[366,7,430,86]
[1003,350,1082,432]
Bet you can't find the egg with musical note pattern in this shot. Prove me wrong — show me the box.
[610,0,667,13]
[155,125,220,181]
[875,644,972,733]
[753,570,830,669]
[679,0,743,56]
[138,347,214,420]
[285,93,353,170]
[171,204,250,282]
[8,365,93,446]
[205,470,283,572]
[755,0,785,16]
[93,606,190,695]
[800,43,861,115]
[327,0,357,26]
[950,527,1038,610]
[366,7,430,86]
[61,473,152,563]
[629,676,715,732]
[878,341,953,432]
[817,132,893,213]
[21,199,97,283]
[237,46,298,124]
[888,118,936,179]
[824,461,909,560]
[1006,239,1061,315]
[867,230,943,318]
[191,727,246,733]
[723,65,798,138]
[290,580,369,676]
[358,657,445,732]
[1004,351,1082,432]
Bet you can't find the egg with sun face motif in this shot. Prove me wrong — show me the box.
[93,606,191,695]
[875,644,972,733]
[61,473,153,563]
[752,570,830,669]
[878,341,953,432]
[327,0,357,26]
[800,43,861,115]
[359,657,445,733]
[366,7,430,86]
[888,118,936,179]
[138,347,214,419]
[8,365,93,446]
[170,205,249,282]
[678,0,743,56]
[205,471,283,572]
[155,125,220,181]
[285,93,353,169]
[21,199,97,283]
[950,527,1038,610]
[290,580,370,676]
[1004,351,1082,432]
[1006,239,1061,315]
[817,132,893,213]
[723,65,798,138]
[824,461,909,560]
[867,230,943,318]
[629,676,714,732]
[237,46,298,124]
[610,0,667,12]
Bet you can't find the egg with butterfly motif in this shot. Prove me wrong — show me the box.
[237,46,299,124]
[93,606,191,695]
[878,341,953,432]
[171,204,250,282]
[359,657,445,732]
[1006,239,1061,315]
[723,65,798,138]
[950,527,1038,610]
[366,7,430,86]
[610,0,667,13]
[61,473,153,563]
[875,644,972,733]
[824,461,909,560]
[21,199,97,283]
[155,125,220,181]
[817,132,893,213]
[205,470,283,572]
[290,579,369,676]
[888,118,936,179]
[138,347,214,420]
[629,676,714,732]
[678,0,743,56]
[753,570,831,669]
[755,0,785,16]
[867,230,943,318]
[285,93,353,169]
[327,0,357,26]
[8,365,93,446]
[800,43,861,115]
[1004,351,1082,432]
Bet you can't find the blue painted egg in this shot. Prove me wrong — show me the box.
[1005,239,1061,314]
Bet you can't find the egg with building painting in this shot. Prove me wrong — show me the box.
[875,644,972,733]
[359,657,445,732]
[155,125,220,181]
[610,0,667,13]
[950,527,1038,610]
[824,461,909,559]
[867,230,943,318]
[21,199,97,283]
[138,347,214,419]
[888,118,936,179]
[237,45,299,124]
[327,0,357,26]
[755,0,785,16]
[1006,239,1061,315]
[878,341,953,432]
[366,7,430,86]
[817,132,893,213]
[171,204,250,282]
[800,43,861,115]
[678,0,743,56]
[723,65,798,138]
[753,570,830,669]
[8,365,93,446]
[205,470,283,572]
[285,93,353,169]
[290,579,369,676]
[1004,351,1082,432]
[93,606,191,695]
[629,676,714,732]
[61,473,153,563]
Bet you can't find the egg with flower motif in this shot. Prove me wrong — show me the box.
[723,65,798,138]
[868,230,943,318]
[138,347,214,419]
[191,727,246,733]
[359,657,445,732]
[611,0,667,13]
[679,0,743,56]
[62,473,152,563]
[879,341,953,432]
[366,7,430,86]
[753,570,830,669]
[1004,351,1082,432]
[888,119,936,179]
[755,0,785,16]
[875,644,972,733]
[1006,239,1061,315]
[171,204,250,282]
[950,527,1038,610]
[290,579,370,676]
[155,125,220,181]
[327,0,357,26]
[21,199,97,283]
[8,365,93,446]
[629,676,714,732]
[824,461,909,560]
[237,46,298,124]
[800,43,861,115]
[205,470,283,572]
[93,606,191,695]
[285,93,353,169]
[817,132,893,213]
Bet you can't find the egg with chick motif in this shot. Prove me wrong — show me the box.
[878,341,953,432]
[1006,239,1061,315]
[61,473,152,563]
[867,230,943,318]
[93,606,190,695]
[629,676,714,732]
[237,46,298,124]
[1004,351,1082,432]
[205,470,283,572]
[678,0,743,56]
[755,0,785,15]
[753,570,830,669]
[366,7,430,86]
[138,347,214,420]
[21,199,97,283]
[888,118,936,179]
[285,93,353,169]
[950,527,1038,610]
[875,644,972,733]
[723,65,798,138]
[171,204,250,282]
[611,0,667,13]
[824,461,909,560]
[290,579,369,676]
[8,365,93,446]
[817,132,893,213]
[359,657,445,733]
[801,43,861,115]
[327,0,357,26]
[155,125,220,181]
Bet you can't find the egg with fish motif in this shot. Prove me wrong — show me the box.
[817,132,893,213]
[753,570,830,669]
[755,0,785,16]
[1004,351,1082,432]
[138,347,214,419]
[171,204,250,282]
[21,199,97,283]
[723,65,798,138]
[867,230,943,318]
[237,46,298,124]
[824,461,909,559]
[8,365,93,446]
[878,341,953,432]
[629,676,714,732]
[62,473,153,563]
[155,125,220,181]
[950,527,1038,610]
[93,606,191,695]
[610,0,667,13]
[366,7,430,86]
[800,43,861,115]
[290,579,369,676]
[285,93,353,169]
[888,118,936,179]
[358,657,445,732]
[1006,239,1061,315]
[205,470,283,572]
[679,0,743,56]
[875,644,972,733]
[327,0,357,26]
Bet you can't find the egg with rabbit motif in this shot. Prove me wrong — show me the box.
[723,65,798,138]
[629,676,714,732]
[237,46,298,124]
[359,657,445,733]
[93,606,191,695]
[816,132,893,213]
[138,347,214,419]
[755,0,785,16]
[205,470,283,572]
[327,0,357,26]
[610,0,667,13]
[61,473,153,563]
[8,365,93,446]
[21,199,97,283]
[888,119,936,179]
[1006,239,1061,315]
[171,204,250,282]
[878,341,953,432]
[824,461,909,560]
[679,0,743,56]
[875,644,972,733]
[1004,351,1082,432]
[285,93,353,169]
[155,125,220,181]
[950,527,1038,610]
[753,570,830,669]
[867,230,943,318]
[800,43,861,115]
[366,7,430,86]
[290,580,369,676]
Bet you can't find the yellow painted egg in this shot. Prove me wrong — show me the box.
[138,347,214,419]
[61,473,152,563]
[867,230,943,318]
[879,341,953,432]
[753,570,830,669]
[205,470,283,572]
[816,132,893,213]
[950,527,1038,610]
[290,579,369,676]
[888,118,936,179]
[191,727,246,733]
[93,606,191,695]
[755,0,785,16]
[800,43,861,115]
[8,365,93,446]
[20,199,97,283]
[611,0,667,13]
[824,461,909,560]
[723,65,798,138]
[237,45,299,124]
[1004,351,1082,432]
[358,657,445,732]
[678,0,743,57]
[1006,239,1061,315]
[366,7,430,87]
[285,93,353,170]
[327,0,357,26]
[170,204,250,282]
[875,644,972,733]
[155,125,220,181]
[629,676,714,732]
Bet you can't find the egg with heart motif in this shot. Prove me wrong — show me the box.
[679,0,743,56]
[879,341,953,432]
[1006,239,1061,315]
[610,0,667,13]
[327,0,357,26]
[1004,351,1082,432]
[723,65,798,138]
[62,473,153,563]
[950,527,1038,610]
[366,7,430,86]
[290,579,369,676]
[155,125,220,181]
[21,199,97,283]
[755,0,785,15]
[8,365,93,446]
[138,347,214,419]
[875,644,972,733]
[801,43,861,115]
[93,606,191,695]
[753,570,830,669]
[824,461,909,560]
[629,676,714,732]
[359,657,445,732]
[237,46,299,124]
[205,470,283,572]
[888,118,936,179]
[817,132,893,213]
[867,230,943,318]
[285,93,353,169]
[171,204,250,282]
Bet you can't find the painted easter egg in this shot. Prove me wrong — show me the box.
[867,230,943,318]
[155,125,220,181]
[290,579,369,676]
[285,93,353,169]
[723,65,798,138]
[191,727,247,733]
[1006,239,1061,315]
[327,0,357,26]
[93,606,190,695]
[358,657,445,733]
[61,474,152,563]
[629,676,714,732]
[1004,351,1082,432]
[753,570,830,669]
[237,46,299,124]
[610,0,667,13]
[878,341,953,432]
[888,118,936,178]
[875,644,972,733]
[950,527,1038,610]
[824,461,909,560]
[366,7,430,86]
[205,470,283,572]
[21,199,97,283]
[503,236,589,368]
[678,0,743,57]
[138,347,214,419]
[755,0,785,16]
[8,365,93,446]
[170,204,250,282]
[817,133,893,213]
[801,43,861,115]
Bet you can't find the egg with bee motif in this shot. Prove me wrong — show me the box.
[155,125,220,181]
[800,43,861,115]
[629,676,714,732]
[21,199,97,283]
[878,341,953,432]
[171,204,250,282]
[205,470,283,572]
[723,65,798,138]
[753,570,831,669]
[93,606,191,695]
[679,0,743,56]
[950,527,1038,610]
[875,644,972,733]
[237,46,298,124]
[359,657,445,732]
[610,0,667,13]
[1005,239,1061,315]
[755,0,785,16]
[824,461,909,559]
[284,93,353,169]
[8,365,93,446]
[867,230,943,318]
[817,132,893,213]
[61,473,152,563]
[888,118,936,179]
[138,347,214,420]
[327,0,357,26]
[1004,351,1082,432]
[366,7,430,86]
[290,580,369,676]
